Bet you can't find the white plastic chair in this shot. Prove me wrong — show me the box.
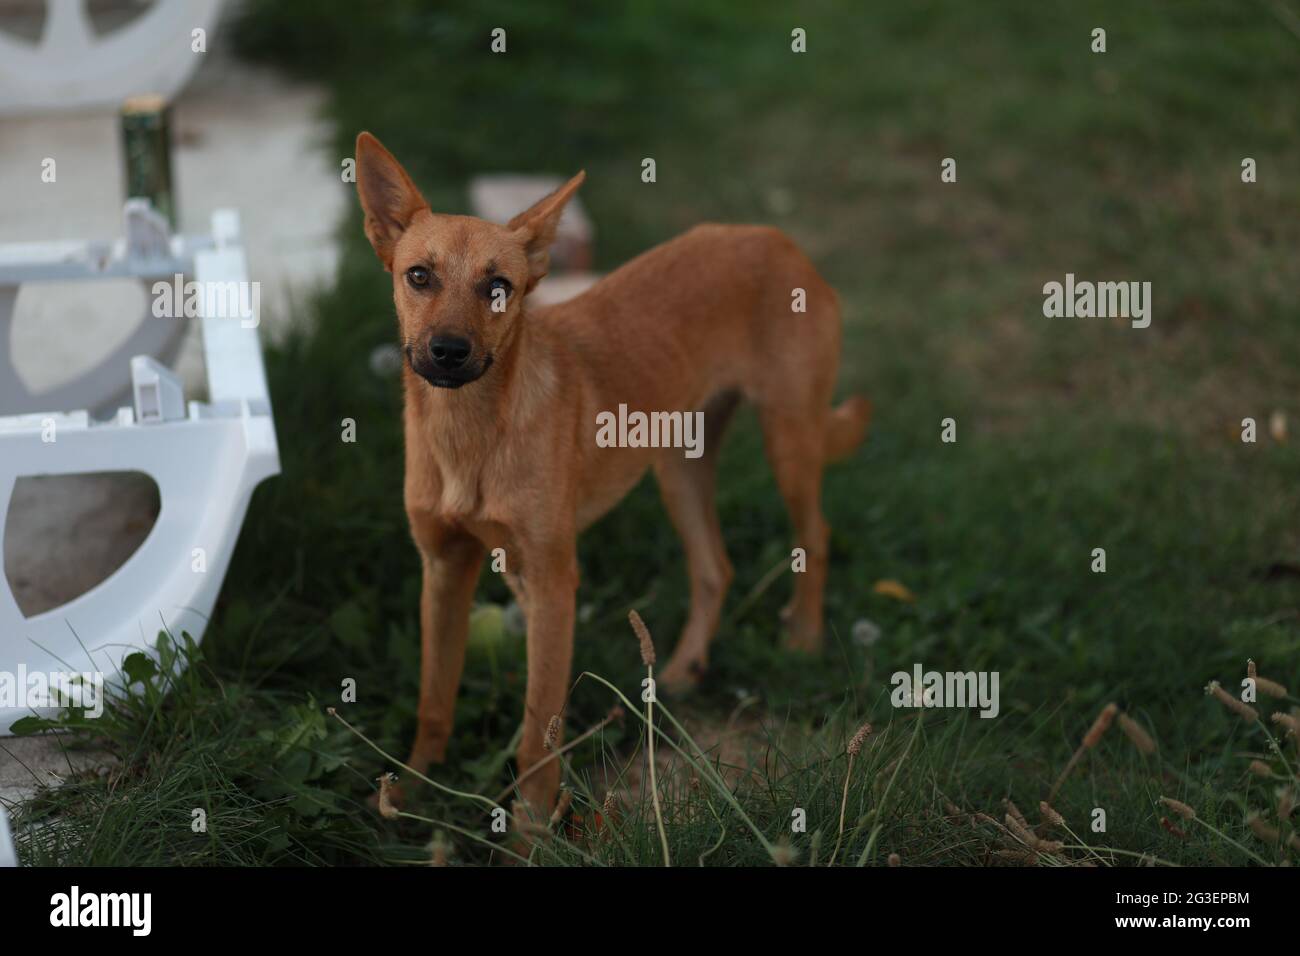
[0,204,279,734]
[0,201,194,415]
[0,0,222,117]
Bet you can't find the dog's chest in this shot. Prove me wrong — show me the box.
[423,444,488,520]
[429,459,519,557]
[435,460,479,517]
[426,435,516,527]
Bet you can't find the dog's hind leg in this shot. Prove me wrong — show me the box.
[655,390,739,693]
[757,406,831,653]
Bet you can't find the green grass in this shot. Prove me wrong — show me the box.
[7,0,1300,865]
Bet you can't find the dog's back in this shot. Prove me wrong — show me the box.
[536,223,846,423]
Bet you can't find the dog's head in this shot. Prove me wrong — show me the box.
[355,131,584,389]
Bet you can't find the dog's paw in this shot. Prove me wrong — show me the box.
[499,799,552,863]
[781,621,824,654]
[658,657,707,696]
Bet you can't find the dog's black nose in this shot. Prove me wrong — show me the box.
[429,335,472,369]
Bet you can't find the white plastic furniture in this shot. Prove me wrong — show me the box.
[0,201,193,415]
[0,804,14,866]
[0,0,222,117]
[0,204,279,734]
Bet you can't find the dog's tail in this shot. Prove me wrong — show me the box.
[823,395,872,463]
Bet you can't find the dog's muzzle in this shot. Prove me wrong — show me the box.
[408,338,492,389]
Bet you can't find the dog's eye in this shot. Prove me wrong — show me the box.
[487,276,512,298]
[406,267,430,288]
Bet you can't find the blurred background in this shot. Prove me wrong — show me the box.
[2,0,1298,865]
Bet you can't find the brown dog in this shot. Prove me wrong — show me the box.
[355,131,869,819]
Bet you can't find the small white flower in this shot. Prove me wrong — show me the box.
[851,618,882,647]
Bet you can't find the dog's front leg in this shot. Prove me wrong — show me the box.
[407,518,485,775]
[513,546,579,823]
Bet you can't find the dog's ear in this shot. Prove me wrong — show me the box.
[355,131,429,271]
[508,171,585,289]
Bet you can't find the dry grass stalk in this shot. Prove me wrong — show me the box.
[629,610,670,867]
[1206,681,1259,722]
[628,609,656,666]
[1050,702,1119,801]
[848,721,873,756]
[1144,666,1300,859]
[1278,788,1295,821]
[1271,712,1300,736]
[1002,814,1034,845]
[1254,676,1288,699]
[1247,814,1300,851]
[1004,798,1029,829]
[770,841,797,866]
[1005,813,1062,854]
[942,797,977,826]
[829,720,873,866]
[1159,796,1196,816]
[1159,796,1196,820]
[543,714,562,752]
[598,789,624,836]
[377,772,401,820]
[492,705,625,804]
[1248,814,1279,843]
[1039,801,1065,828]
[1117,713,1157,755]
[1083,703,1120,748]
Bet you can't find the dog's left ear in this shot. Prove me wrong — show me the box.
[355,131,429,271]
[508,171,585,290]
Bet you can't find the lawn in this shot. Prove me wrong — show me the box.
[11,0,1300,865]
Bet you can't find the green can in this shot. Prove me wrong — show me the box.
[120,94,176,228]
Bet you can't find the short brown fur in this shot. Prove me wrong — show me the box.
[355,132,870,818]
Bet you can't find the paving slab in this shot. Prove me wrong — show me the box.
[0,734,114,807]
